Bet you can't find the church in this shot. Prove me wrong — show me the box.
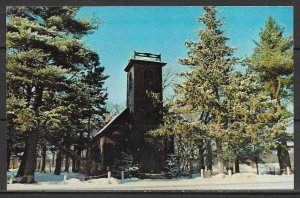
[92,52,167,173]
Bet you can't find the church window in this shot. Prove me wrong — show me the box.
[128,72,133,92]
[144,69,153,92]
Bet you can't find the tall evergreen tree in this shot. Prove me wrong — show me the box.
[6,7,107,183]
[249,16,293,172]
[177,6,239,174]
[222,70,285,174]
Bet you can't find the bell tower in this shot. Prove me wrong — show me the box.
[124,51,166,172]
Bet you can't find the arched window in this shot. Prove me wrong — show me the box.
[144,69,153,92]
[128,72,133,92]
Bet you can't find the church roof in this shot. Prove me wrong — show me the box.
[124,52,166,72]
[93,108,129,139]
[124,59,166,72]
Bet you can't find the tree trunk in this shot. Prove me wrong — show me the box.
[64,155,70,172]
[20,85,43,183]
[39,145,47,173]
[7,148,11,171]
[235,158,240,173]
[216,138,224,174]
[255,155,259,175]
[188,158,192,179]
[86,117,91,176]
[63,131,71,172]
[54,149,62,175]
[49,159,52,172]
[72,158,77,173]
[76,132,84,172]
[274,82,291,174]
[20,132,39,183]
[16,135,29,177]
[52,152,55,168]
[205,139,213,177]
[76,148,81,173]
[37,159,41,172]
[277,134,291,174]
[72,145,77,173]
[198,139,205,171]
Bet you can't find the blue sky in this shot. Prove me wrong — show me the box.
[77,6,293,105]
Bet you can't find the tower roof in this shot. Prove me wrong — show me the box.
[124,51,167,72]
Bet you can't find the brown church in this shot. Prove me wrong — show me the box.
[93,52,167,173]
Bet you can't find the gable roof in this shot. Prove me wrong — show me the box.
[93,108,129,139]
[124,59,166,72]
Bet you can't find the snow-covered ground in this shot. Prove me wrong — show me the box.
[7,164,294,191]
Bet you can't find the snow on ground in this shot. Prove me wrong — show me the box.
[7,165,294,191]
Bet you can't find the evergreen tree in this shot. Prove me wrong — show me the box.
[177,6,239,174]
[222,70,285,174]
[6,95,26,171]
[163,154,181,178]
[6,7,107,183]
[150,104,203,176]
[249,16,293,172]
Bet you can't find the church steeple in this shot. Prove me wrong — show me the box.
[125,52,166,120]
[124,51,166,172]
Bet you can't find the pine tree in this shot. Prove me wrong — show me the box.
[222,70,284,174]
[6,95,27,171]
[249,16,293,173]
[6,7,107,183]
[150,7,286,177]
[62,71,108,174]
[150,104,203,176]
[177,6,239,174]
[163,154,181,178]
